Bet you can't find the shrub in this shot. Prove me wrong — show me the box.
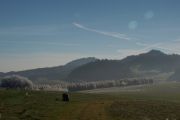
[0,75,33,90]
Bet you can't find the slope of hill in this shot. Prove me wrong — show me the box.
[0,57,97,83]
[1,50,180,83]
[122,50,180,72]
[67,59,133,82]
[169,68,180,81]
[67,50,180,82]
[0,72,4,76]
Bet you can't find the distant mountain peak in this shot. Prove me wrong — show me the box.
[145,49,165,56]
[65,57,97,67]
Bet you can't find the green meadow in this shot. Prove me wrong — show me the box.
[1,82,180,120]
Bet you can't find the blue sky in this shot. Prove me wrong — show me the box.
[0,0,180,72]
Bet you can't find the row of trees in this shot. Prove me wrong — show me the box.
[0,75,153,91]
[33,84,67,91]
[67,79,154,91]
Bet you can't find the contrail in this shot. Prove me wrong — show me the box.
[73,22,131,41]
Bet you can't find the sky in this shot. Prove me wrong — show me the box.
[0,0,180,72]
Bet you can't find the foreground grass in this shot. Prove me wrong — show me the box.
[1,82,180,120]
[108,100,180,120]
[0,90,111,120]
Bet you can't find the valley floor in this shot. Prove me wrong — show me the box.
[1,82,180,120]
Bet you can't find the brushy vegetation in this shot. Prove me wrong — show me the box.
[0,75,33,90]
[1,82,180,120]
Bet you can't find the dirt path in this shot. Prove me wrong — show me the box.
[79,101,110,120]
[59,100,111,120]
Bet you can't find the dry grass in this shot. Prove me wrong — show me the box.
[1,82,180,120]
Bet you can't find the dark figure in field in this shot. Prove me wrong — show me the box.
[62,93,69,102]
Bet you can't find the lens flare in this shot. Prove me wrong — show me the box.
[128,21,138,30]
[144,10,154,19]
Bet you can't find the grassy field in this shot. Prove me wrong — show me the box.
[1,82,180,120]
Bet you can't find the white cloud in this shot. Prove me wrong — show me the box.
[135,41,180,54]
[73,22,131,40]
[117,42,170,58]
[117,49,145,58]
[135,42,149,46]
[173,37,180,42]
[135,42,162,50]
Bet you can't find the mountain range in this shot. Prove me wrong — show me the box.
[67,50,180,82]
[0,50,180,83]
[0,57,97,83]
